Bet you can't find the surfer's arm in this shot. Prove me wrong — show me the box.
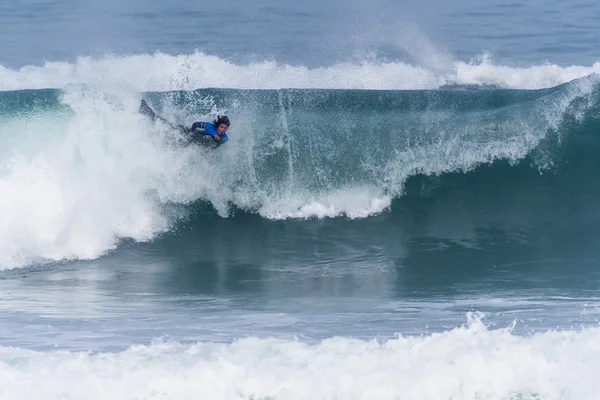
[187,122,227,144]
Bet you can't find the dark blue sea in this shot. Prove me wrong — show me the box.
[2,0,600,398]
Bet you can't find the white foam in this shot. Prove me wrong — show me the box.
[1,316,599,400]
[454,53,600,90]
[0,87,210,270]
[259,187,392,220]
[0,51,599,92]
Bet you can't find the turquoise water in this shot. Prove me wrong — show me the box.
[2,1,600,399]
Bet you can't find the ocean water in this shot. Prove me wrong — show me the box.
[2,1,600,399]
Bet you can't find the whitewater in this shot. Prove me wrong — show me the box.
[1,52,600,91]
[2,314,600,400]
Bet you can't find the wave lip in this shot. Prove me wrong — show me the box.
[454,54,600,90]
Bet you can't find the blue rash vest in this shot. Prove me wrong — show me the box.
[191,121,229,144]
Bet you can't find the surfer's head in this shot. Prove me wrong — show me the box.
[213,115,230,134]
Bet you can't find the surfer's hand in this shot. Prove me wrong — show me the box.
[187,131,193,137]
[213,135,221,141]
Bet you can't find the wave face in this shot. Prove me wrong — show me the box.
[0,73,599,269]
[1,316,600,400]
